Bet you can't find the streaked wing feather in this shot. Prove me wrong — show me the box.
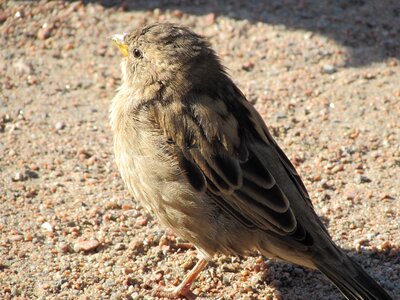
[154,91,314,243]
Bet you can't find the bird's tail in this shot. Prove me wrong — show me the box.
[314,252,393,300]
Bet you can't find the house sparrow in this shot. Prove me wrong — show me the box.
[110,23,392,299]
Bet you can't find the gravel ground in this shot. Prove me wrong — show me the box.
[1,1,399,299]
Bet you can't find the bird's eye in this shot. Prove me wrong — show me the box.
[133,48,142,58]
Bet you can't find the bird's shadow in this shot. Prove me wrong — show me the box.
[76,0,400,67]
[150,230,397,299]
[264,247,398,299]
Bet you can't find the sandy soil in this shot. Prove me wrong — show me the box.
[1,1,399,299]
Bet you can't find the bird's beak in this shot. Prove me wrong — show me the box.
[112,33,128,57]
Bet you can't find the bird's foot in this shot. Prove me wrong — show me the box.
[152,258,208,299]
[153,284,197,299]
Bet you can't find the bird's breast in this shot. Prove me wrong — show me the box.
[113,123,176,210]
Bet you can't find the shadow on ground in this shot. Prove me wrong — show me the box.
[255,246,397,298]
[77,0,400,67]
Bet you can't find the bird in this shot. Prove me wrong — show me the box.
[110,23,393,300]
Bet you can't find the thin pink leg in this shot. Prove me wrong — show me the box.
[153,258,208,299]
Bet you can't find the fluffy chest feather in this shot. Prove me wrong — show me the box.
[110,91,204,223]
[111,110,177,213]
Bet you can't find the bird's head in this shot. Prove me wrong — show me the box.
[112,23,225,101]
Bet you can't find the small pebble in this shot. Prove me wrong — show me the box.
[14,59,34,75]
[172,9,183,18]
[58,242,72,253]
[37,27,52,40]
[293,267,304,276]
[135,215,148,227]
[242,61,255,71]
[378,241,391,251]
[129,239,142,250]
[131,292,140,300]
[41,222,53,232]
[9,234,24,242]
[332,164,344,173]
[0,12,7,23]
[103,279,115,288]
[12,172,26,182]
[275,112,287,120]
[55,122,66,130]
[74,239,100,252]
[114,243,126,251]
[354,175,371,184]
[322,64,337,74]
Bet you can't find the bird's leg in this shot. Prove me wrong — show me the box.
[153,257,208,299]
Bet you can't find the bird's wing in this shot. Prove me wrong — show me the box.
[153,88,317,247]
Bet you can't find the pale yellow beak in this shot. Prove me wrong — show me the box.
[112,33,128,57]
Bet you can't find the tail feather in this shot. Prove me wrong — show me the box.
[315,254,393,300]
